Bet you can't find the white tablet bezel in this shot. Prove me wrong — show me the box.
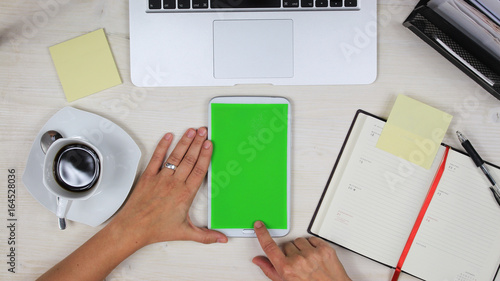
[208,96,291,237]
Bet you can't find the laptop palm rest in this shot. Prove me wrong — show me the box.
[213,19,294,79]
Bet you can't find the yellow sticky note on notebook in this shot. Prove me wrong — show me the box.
[376,95,453,169]
[49,29,122,102]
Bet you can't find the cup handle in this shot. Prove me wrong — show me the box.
[56,197,71,230]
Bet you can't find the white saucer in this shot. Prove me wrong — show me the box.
[22,107,142,227]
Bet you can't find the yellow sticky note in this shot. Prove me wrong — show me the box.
[49,29,122,102]
[376,95,453,169]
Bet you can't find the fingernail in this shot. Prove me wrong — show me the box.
[217,237,227,243]
[254,221,264,229]
[198,127,207,136]
[164,133,172,141]
[203,140,212,149]
[187,129,196,138]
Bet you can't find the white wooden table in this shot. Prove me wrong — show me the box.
[1,0,500,280]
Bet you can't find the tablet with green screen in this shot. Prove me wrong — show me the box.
[208,96,291,237]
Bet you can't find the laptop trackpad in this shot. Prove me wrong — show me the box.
[213,19,293,79]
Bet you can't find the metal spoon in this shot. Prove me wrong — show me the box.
[40,130,63,154]
[40,130,66,230]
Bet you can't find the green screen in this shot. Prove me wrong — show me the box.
[210,103,288,229]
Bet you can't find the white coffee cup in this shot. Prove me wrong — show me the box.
[43,138,103,221]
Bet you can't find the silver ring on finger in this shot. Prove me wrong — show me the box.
[164,162,177,171]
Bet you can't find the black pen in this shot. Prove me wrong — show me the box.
[456,131,500,207]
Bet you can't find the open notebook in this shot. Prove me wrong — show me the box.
[308,110,500,280]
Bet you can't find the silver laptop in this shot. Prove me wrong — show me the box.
[129,0,377,87]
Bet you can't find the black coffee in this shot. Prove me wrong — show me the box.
[53,144,100,192]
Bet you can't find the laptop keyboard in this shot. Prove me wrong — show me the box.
[148,0,358,11]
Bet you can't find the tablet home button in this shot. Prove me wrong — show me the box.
[242,229,255,234]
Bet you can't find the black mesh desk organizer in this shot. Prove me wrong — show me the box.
[404,0,500,100]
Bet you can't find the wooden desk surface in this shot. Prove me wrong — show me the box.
[1,0,500,280]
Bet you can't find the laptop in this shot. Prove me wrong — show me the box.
[129,0,377,87]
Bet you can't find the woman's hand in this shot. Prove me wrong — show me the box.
[111,127,228,247]
[253,221,351,281]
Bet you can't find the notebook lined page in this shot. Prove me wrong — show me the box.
[317,115,445,267]
[403,150,500,281]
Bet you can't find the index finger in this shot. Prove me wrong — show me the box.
[254,221,286,264]
[185,139,213,190]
